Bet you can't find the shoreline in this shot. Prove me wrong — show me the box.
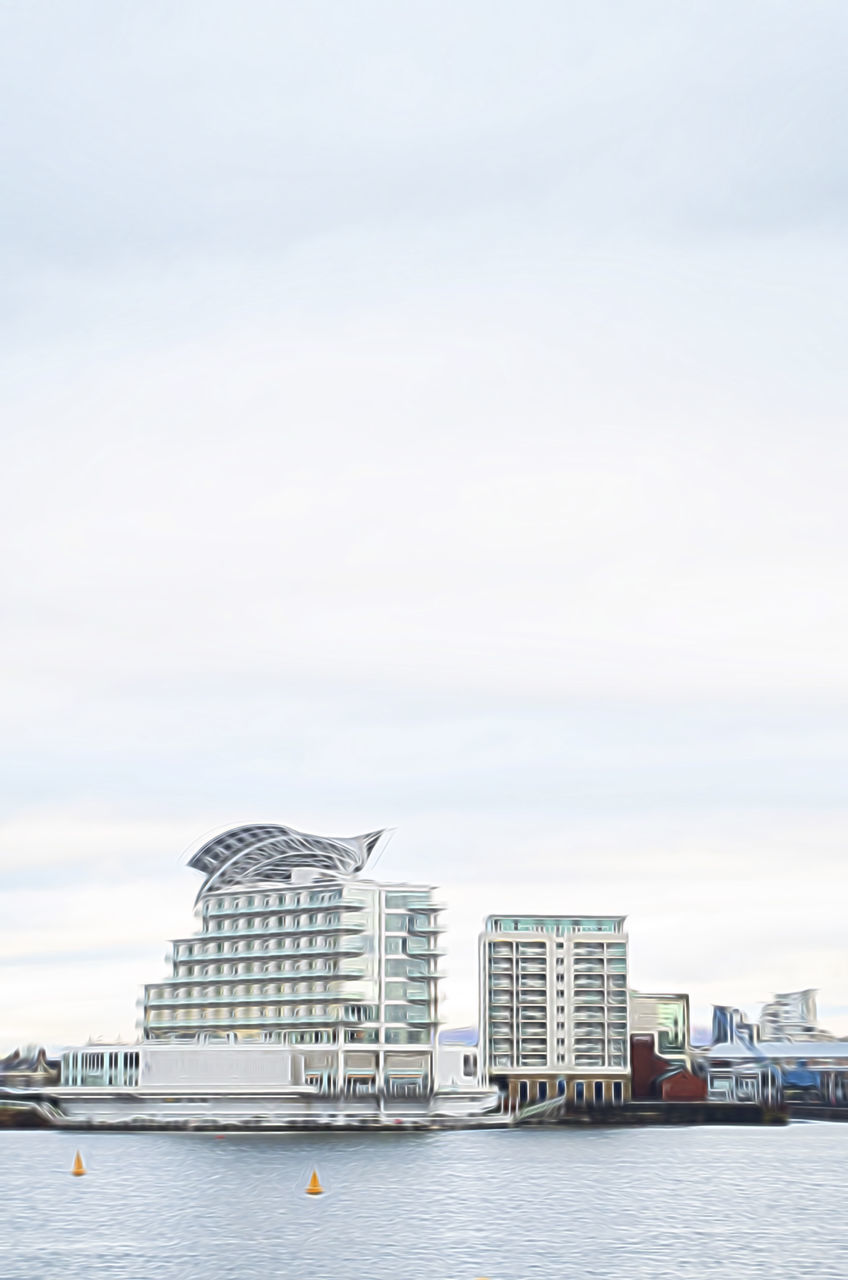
[0,1095,803,1132]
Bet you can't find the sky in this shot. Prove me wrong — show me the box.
[1,1,847,1048]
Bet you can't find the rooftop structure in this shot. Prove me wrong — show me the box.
[187,823,388,904]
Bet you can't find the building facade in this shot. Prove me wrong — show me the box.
[139,823,442,1099]
[479,914,630,1108]
[711,1005,759,1046]
[629,991,690,1067]
[759,990,832,1043]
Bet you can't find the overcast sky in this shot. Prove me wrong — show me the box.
[2,1,847,1048]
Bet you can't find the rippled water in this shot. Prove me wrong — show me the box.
[0,1124,845,1278]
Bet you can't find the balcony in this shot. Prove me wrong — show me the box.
[146,991,341,1008]
[174,941,369,967]
[204,900,364,919]
[147,1012,343,1029]
[182,922,368,950]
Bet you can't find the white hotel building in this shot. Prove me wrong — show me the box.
[53,824,502,1122]
[139,824,441,1098]
[479,914,630,1108]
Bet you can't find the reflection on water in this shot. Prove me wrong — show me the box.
[0,1124,846,1279]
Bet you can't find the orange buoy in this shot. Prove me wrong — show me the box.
[71,1151,86,1177]
[305,1169,323,1195]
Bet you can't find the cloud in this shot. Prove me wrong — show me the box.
[1,1,846,1047]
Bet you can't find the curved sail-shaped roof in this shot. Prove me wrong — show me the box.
[187,823,387,903]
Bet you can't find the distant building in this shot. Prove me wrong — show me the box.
[759,990,832,1043]
[711,1005,759,1045]
[696,1033,848,1107]
[629,992,690,1067]
[0,1047,59,1088]
[479,914,630,1109]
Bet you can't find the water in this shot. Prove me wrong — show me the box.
[0,1124,845,1279]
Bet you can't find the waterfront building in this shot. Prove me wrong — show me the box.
[628,990,703,1103]
[140,824,442,1100]
[629,1034,707,1101]
[696,1034,848,1107]
[629,991,690,1067]
[759,990,833,1043]
[479,914,630,1109]
[696,993,846,1106]
[43,823,500,1126]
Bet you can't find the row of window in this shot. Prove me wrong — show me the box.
[208,912,343,932]
[384,913,438,932]
[62,1050,140,1088]
[149,1027,432,1047]
[204,891,436,914]
[489,918,623,935]
[176,935,439,962]
[178,936,357,958]
[148,1002,428,1024]
[206,891,346,912]
[514,1079,626,1105]
[172,960,347,979]
[384,893,433,910]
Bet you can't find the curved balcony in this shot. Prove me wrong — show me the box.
[172,941,369,967]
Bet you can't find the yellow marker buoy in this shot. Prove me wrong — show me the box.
[305,1169,323,1195]
[71,1151,86,1177]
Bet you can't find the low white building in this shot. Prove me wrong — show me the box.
[53,1040,498,1124]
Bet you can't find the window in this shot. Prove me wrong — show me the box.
[385,1028,428,1045]
[575,1081,585,1104]
[594,1080,605,1105]
[613,1081,623,1105]
[384,1004,416,1023]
